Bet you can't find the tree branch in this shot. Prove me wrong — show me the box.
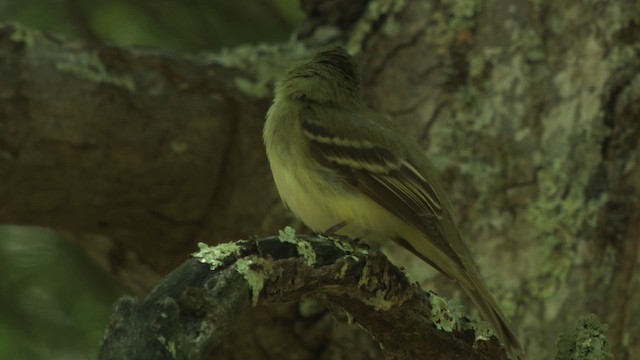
[0,22,292,292]
[98,232,509,360]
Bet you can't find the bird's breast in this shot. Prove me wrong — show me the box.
[268,151,341,232]
[264,101,400,241]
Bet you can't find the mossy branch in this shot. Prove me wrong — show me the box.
[98,230,511,360]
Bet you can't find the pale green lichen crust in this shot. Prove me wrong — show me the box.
[555,314,613,360]
[157,335,177,358]
[206,43,308,98]
[192,242,243,271]
[278,226,317,267]
[359,289,396,311]
[463,316,494,345]
[329,235,368,262]
[429,292,464,333]
[356,262,396,311]
[55,51,136,91]
[347,0,407,54]
[193,242,270,307]
[235,258,270,307]
[430,292,494,345]
[7,22,36,47]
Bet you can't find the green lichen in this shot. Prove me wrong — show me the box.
[360,289,395,311]
[192,242,243,271]
[328,235,367,263]
[527,36,610,299]
[430,293,497,345]
[157,336,177,358]
[423,0,478,47]
[442,0,478,33]
[169,140,188,154]
[235,258,268,307]
[608,26,640,70]
[55,51,136,91]
[464,317,493,344]
[234,77,268,98]
[330,236,356,254]
[336,261,350,280]
[347,0,407,53]
[429,293,464,332]
[277,226,297,242]
[208,43,307,98]
[589,245,617,288]
[278,226,317,267]
[345,311,355,325]
[298,298,326,318]
[555,314,613,360]
[356,262,396,311]
[381,15,401,37]
[432,17,611,310]
[357,259,372,288]
[7,22,36,47]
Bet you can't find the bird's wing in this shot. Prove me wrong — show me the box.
[300,107,464,271]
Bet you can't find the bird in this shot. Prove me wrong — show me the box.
[263,46,522,356]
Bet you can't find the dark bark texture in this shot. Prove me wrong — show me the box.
[1,0,639,358]
[98,235,510,360]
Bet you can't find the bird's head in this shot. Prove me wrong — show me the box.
[277,46,361,107]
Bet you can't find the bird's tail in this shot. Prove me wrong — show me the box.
[460,266,523,358]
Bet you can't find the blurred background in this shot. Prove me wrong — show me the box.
[0,1,302,359]
[0,0,303,51]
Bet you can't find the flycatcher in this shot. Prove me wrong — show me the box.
[263,46,522,356]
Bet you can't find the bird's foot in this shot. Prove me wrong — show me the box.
[321,221,349,237]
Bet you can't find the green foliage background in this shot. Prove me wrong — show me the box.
[0,1,302,358]
[0,228,120,359]
[0,0,302,51]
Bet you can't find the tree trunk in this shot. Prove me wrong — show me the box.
[1,0,638,358]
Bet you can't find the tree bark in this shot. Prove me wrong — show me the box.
[99,234,510,360]
[1,0,638,358]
